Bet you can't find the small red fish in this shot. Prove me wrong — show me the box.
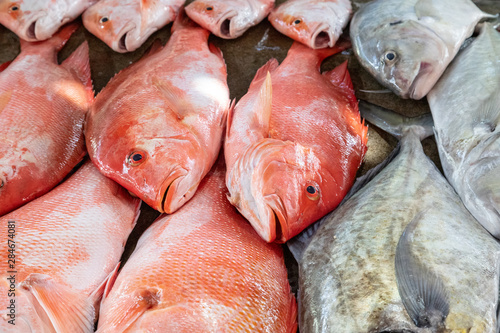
[0,161,140,332]
[0,23,93,216]
[225,41,368,242]
[96,158,297,332]
[86,12,231,214]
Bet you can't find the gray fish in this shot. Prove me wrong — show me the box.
[427,23,500,239]
[350,0,495,99]
[291,102,500,332]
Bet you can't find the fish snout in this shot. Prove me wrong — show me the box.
[157,167,189,214]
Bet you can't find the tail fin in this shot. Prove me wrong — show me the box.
[359,100,434,141]
[20,22,79,57]
[171,7,203,33]
[286,38,351,70]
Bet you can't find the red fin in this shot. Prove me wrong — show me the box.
[225,98,236,138]
[20,22,80,55]
[20,274,95,333]
[171,7,201,33]
[152,76,190,119]
[145,39,163,56]
[253,72,273,136]
[89,262,121,316]
[286,292,298,333]
[249,58,279,89]
[61,41,94,103]
[0,60,12,72]
[286,38,351,70]
[208,43,224,62]
[324,60,357,108]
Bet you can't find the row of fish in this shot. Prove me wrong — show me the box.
[0,0,352,51]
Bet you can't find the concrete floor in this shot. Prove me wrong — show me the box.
[1,0,499,325]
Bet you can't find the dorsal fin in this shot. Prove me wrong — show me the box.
[249,58,279,89]
[61,41,94,103]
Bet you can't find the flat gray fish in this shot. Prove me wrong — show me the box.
[427,23,500,239]
[350,0,496,99]
[292,102,500,332]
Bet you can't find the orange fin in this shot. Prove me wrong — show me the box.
[250,58,279,89]
[61,41,94,103]
[0,60,12,72]
[248,71,273,138]
[96,288,160,333]
[89,262,121,316]
[152,76,189,119]
[209,42,225,63]
[171,7,200,33]
[225,98,236,138]
[145,39,164,56]
[20,274,95,333]
[20,22,79,56]
[286,38,351,70]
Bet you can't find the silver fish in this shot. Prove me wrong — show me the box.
[427,23,500,239]
[291,103,500,332]
[350,0,495,99]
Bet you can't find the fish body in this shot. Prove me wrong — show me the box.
[427,24,500,238]
[296,105,500,332]
[225,42,367,243]
[185,0,274,39]
[83,0,185,53]
[96,159,297,333]
[0,161,141,332]
[0,0,97,41]
[350,0,494,99]
[0,24,92,216]
[269,0,351,49]
[85,14,230,214]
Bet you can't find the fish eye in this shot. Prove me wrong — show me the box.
[127,150,147,166]
[99,16,109,24]
[206,6,213,11]
[384,50,397,63]
[9,4,19,11]
[306,184,320,201]
[293,19,302,25]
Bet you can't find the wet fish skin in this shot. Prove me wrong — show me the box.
[0,23,93,216]
[185,0,274,39]
[83,0,185,53]
[0,0,97,41]
[269,0,351,49]
[0,161,141,333]
[427,23,500,239]
[96,159,297,333]
[225,41,368,243]
[297,106,500,332]
[350,0,494,99]
[85,13,230,214]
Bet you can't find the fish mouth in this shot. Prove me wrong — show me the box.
[217,10,237,38]
[26,20,38,40]
[265,193,288,243]
[118,31,130,52]
[408,61,433,100]
[311,25,332,49]
[158,167,188,214]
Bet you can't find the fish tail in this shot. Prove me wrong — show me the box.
[358,100,434,141]
[287,38,351,70]
[20,22,79,55]
[172,7,206,34]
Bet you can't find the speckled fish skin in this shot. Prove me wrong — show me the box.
[269,0,351,49]
[427,24,500,239]
[96,159,297,333]
[0,0,98,41]
[350,0,495,99]
[85,13,230,214]
[0,161,141,333]
[83,0,185,53]
[0,23,93,217]
[299,120,500,332]
[185,0,274,39]
[225,41,367,243]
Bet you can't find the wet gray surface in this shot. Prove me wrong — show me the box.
[1,0,499,329]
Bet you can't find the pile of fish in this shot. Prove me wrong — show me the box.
[0,0,499,332]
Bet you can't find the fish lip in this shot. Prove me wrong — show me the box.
[311,24,332,49]
[265,193,288,243]
[157,167,188,214]
[408,61,433,100]
[26,20,37,40]
[115,23,136,52]
[217,10,238,38]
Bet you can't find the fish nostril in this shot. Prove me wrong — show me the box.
[118,32,128,51]
[27,20,37,40]
[220,19,231,37]
[314,31,330,48]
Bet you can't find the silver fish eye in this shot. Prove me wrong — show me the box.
[384,50,397,63]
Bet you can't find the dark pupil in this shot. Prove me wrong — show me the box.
[306,186,316,194]
[386,53,395,61]
[132,153,143,162]
[11,6,18,10]
[101,17,108,23]
[206,6,213,10]
[294,19,301,24]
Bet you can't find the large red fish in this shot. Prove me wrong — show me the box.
[0,23,93,216]
[85,12,231,214]
[0,161,140,332]
[96,158,297,333]
[225,41,368,243]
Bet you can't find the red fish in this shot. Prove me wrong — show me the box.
[0,161,140,332]
[96,158,297,332]
[225,41,368,242]
[85,12,231,214]
[0,23,93,216]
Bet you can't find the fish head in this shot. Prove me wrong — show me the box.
[83,2,148,53]
[185,0,246,38]
[351,18,448,99]
[227,140,335,243]
[269,2,337,49]
[0,0,65,41]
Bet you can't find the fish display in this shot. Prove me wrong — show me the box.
[350,0,495,99]
[427,23,500,238]
[96,158,297,333]
[185,0,274,39]
[225,41,367,243]
[293,103,500,332]
[0,23,92,216]
[0,0,97,41]
[269,0,351,49]
[0,161,141,332]
[83,0,185,53]
[86,12,231,214]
